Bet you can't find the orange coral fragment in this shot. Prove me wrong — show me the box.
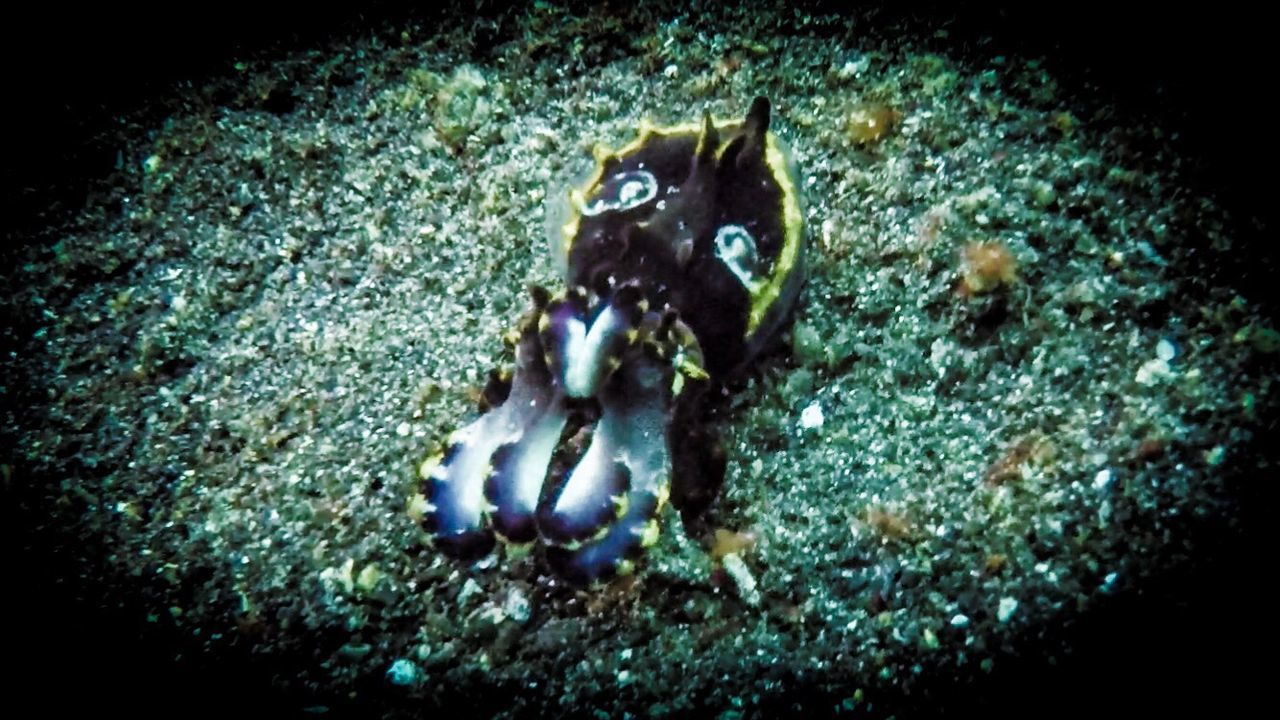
[863,506,915,542]
[984,553,1008,575]
[710,527,758,561]
[715,54,744,80]
[958,241,1019,296]
[1132,437,1166,463]
[984,433,1054,485]
[846,102,901,146]
[583,574,638,614]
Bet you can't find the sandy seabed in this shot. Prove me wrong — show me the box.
[5,3,1273,718]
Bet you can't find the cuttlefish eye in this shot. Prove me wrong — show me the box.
[713,224,760,289]
[577,169,659,217]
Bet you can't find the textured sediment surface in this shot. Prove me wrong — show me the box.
[5,3,1273,717]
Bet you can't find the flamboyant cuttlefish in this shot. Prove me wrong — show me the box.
[419,97,804,586]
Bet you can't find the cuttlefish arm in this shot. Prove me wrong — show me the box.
[540,310,708,585]
[420,287,566,556]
